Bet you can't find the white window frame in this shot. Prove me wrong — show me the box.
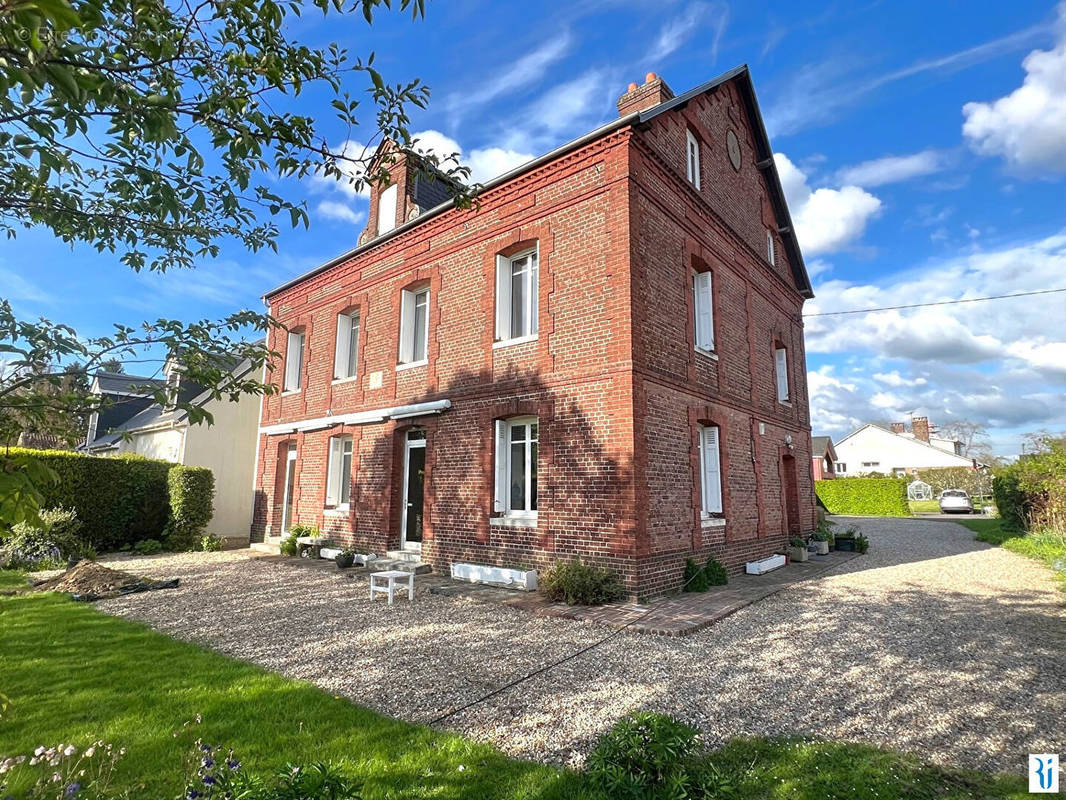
[284,330,304,392]
[836,462,847,474]
[698,424,723,515]
[325,435,354,509]
[692,270,715,354]
[494,416,538,517]
[495,247,539,344]
[398,286,430,367]
[377,183,397,235]
[766,229,776,265]
[686,129,701,189]
[333,310,360,381]
[775,346,790,403]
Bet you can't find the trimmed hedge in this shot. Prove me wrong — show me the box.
[815,477,910,517]
[3,448,216,552]
[166,466,215,551]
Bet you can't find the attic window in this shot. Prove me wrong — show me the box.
[377,183,398,235]
[685,129,700,189]
[766,230,776,265]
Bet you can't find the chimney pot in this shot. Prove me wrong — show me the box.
[627,81,639,92]
[645,71,658,83]
[617,73,675,117]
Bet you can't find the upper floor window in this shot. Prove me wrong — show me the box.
[692,270,715,353]
[495,248,539,342]
[398,286,429,366]
[326,435,353,508]
[686,129,701,189]
[836,462,847,473]
[333,310,360,380]
[698,424,723,514]
[494,416,538,515]
[284,329,305,392]
[766,230,776,265]
[775,345,789,403]
[377,183,398,235]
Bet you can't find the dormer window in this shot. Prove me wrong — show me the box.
[377,183,398,235]
[766,230,776,265]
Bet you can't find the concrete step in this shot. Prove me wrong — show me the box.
[386,549,425,563]
[368,557,431,575]
[249,542,278,554]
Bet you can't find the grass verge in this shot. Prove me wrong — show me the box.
[908,500,940,514]
[960,518,1066,591]
[0,589,1029,798]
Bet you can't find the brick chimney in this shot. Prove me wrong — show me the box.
[890,423,905,434]
[618,72,674,117]
[911,416,930,443]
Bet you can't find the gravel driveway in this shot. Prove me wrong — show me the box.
[96,517,1065,775]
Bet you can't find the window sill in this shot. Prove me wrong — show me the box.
[331,376,359,386]
[777,400,792,407]
[396,360,428,372]
[281,389,302,396]
[493,334,538,350]
[490,514,538,529]
[701,516,726,529]
[694,347,719,361]
[323,506,349,516]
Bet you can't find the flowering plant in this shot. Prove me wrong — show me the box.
[0,740,124,799]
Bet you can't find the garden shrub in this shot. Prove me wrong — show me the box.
[682,558,710,592]
[0,507,93,569]
[165,465,215,551]
[993,439,1066,532]
[992,467,1028,530]
[815,477,910,517]
[201,534,225,552]
[540,560,625,605]
[132,538,163,555]
[587,711,706,799]
[703,557,727,586]
[2,448,171,550]
[279,533,298,557]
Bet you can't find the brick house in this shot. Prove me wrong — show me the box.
[251,65,817,597]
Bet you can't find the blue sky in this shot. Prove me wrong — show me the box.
[3,0,1065,455]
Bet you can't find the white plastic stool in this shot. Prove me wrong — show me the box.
[369,570,414,605]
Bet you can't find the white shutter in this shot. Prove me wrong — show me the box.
[775,347,789,401]
[334,314,351,379]
[693,272,714,351]
[495,255,510,340]
[285,331,302,390]
[530,252,539,334]
[398,291,414,363]
[701,426,722,513]
[325,437,340,506]
[494,420,508,512]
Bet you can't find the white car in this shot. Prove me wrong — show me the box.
[939,489,974,514]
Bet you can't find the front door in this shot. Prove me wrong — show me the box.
[401,430,426,551]
[281,443,297,534]
[783,454,800,536]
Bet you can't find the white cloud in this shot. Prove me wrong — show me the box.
[310,139,374,199]
[873,371,926,388]
[962,4,1066,172]
[774,153,882,255]
[0,265,55,305]
[315,200,365,226]
[409,129,534,184]
[836,150,945,187]
[646,2,729,64]
[445,32,573,117]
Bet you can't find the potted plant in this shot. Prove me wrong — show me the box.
[834,527,858,552]
[810,530,830,555]
[335,549,355,569]
[788,536,809,562]
[855,533,870,554]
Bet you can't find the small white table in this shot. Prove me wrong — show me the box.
[369,570,415,605]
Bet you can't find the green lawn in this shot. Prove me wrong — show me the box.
[908,499,941,513]
[0,590,1029,799]
[959,518,1066,591]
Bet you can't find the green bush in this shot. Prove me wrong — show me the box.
[2,448,172,551]
[703,558,727,586]
[201,535,225,552]
[165,465,215,551]
[815,478,910,517]
[0,507,93,569]
[587,711,706,799]
[992,467,1028,530]
[682,558,710,592]
[279,533,298,557]
[132,538,164,555]
[540,560,625,605]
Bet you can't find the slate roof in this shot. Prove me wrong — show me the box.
[265,64,812,301]
[811,436,833,458]
[92,371,166,395]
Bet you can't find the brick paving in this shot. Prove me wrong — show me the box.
[428,549,860,635]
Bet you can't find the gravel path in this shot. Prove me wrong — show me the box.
[95,518,1066,774]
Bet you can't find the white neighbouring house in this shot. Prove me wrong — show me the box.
[834,416,977,477]
[81,359,260,544]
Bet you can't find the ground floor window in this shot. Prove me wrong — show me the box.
[698,424,723,514]
[494,416,538,515]
[326,435,353,509]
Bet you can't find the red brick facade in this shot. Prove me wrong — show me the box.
[251,69,817,598]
